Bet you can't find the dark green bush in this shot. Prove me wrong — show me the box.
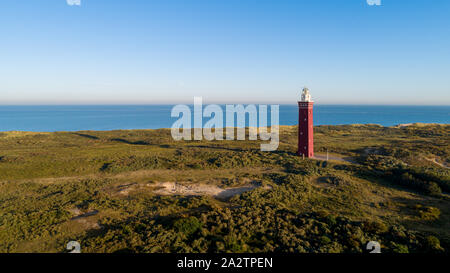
[173,217,202,236]
[425,236,444,252]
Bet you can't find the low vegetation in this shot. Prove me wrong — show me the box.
[0,124,448,253]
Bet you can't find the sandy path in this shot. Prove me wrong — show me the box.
[424,157,449,169]
[313,153,355,164]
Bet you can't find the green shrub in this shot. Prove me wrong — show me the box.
[320,236,332,245]
[391,243,409,253]
[362,221,388,234]
[173,217,202,236]
[416,205,440,221]
[425,182,442,196]
[425,236,444,252]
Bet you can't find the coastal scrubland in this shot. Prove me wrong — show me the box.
[0,124,449,253]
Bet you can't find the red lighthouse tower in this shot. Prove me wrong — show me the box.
[298,87,314,158]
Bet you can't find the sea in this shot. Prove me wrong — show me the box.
[0,105,448,132]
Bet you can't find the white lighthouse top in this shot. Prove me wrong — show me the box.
[301,87,313,102]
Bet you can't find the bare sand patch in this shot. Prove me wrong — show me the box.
[68,209,101,230]
[152,181,268,200]
[70,210,99,220]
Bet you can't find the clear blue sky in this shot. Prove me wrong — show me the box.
[0,0,449,105]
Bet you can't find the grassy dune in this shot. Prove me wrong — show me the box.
[0,124,449,253]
